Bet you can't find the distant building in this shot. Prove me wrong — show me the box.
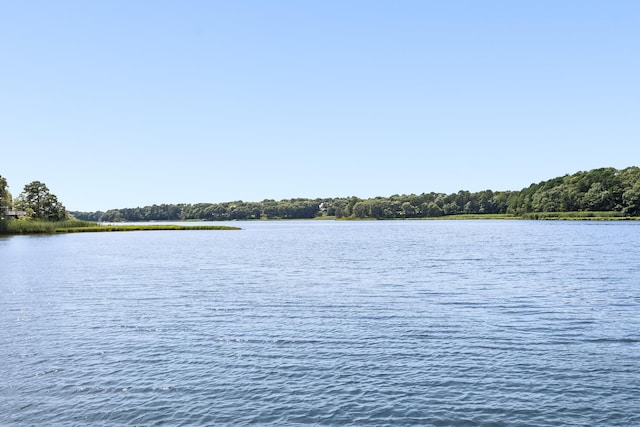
[1,207,28,219]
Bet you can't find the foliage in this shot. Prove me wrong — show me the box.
[68,166,640,222]
[509,167,640,215]
[0,175,12,214]
[6,166,640,223]
[15,181,68,221]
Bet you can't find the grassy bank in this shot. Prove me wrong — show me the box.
[336,214,518,220]
[426,212,639,220]
[0,219,94,234]
[425,214,519,220]
[334,212,640,221]
[57,224,240,233]
[521,211,639,220]
[0,219,240,235]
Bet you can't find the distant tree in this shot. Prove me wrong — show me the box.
[401,201,417,218]
[581,182,612,211]
[15,181,67,221]
[60,166,640,221]
[345,197,360,217]
[351,201,368,218]
[442,201,460,215]
[70,210,104,222]
[101,209,123,222]
[622,182,640,216]
[420,201,441,217]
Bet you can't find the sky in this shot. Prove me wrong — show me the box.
[1,1,639,212]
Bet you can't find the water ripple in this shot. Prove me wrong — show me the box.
[1,221,640,425]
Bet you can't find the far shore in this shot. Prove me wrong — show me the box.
[3,212,640,236]
[101,212,640,222]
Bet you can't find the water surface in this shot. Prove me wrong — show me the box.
[1,220,639,425]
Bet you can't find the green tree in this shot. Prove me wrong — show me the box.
[0,175,12,212]
[351,201,368,218]
[15,181,67,221]
[622,182,640,216]
[401,201,417,218]
[422,201,443,217]
[581,182,612,211]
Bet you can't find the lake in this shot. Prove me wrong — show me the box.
[1,220,639,425]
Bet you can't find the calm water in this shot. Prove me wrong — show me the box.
[1,220,639,426]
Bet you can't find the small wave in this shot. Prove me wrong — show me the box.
[585,337,640,344]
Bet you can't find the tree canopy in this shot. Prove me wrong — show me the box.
[70,166,640,222]
[15,181,68,221]
[508,167,640,216]
[0,175,11,212]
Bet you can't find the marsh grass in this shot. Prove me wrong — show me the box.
[522,211,637,220]
[337,214,518,220]
[0,219,239,234]
[58,225,240,233]
[337,212,639,221]
[429,214,518,220]
[0,219,97,234]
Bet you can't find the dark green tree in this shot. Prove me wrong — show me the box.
[69,166,640,221]
[0,175,12,213]
[622,182,640,216]
[15,181,67,221]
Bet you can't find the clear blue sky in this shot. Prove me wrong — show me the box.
[1,1,638,211]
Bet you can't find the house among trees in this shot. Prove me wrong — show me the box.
[1,207,28,219]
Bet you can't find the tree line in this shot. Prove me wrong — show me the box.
[68,166,640,222]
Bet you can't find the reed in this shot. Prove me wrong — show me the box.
[0,219,98,234]
[431,214,519,220]
[57,225,240,232]
[521,211,635,220]
[0,219,239,235]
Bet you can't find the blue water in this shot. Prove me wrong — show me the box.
[1,220,639,425]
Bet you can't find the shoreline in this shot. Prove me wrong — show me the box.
[3,213,640,235]
[0,220,241,235]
